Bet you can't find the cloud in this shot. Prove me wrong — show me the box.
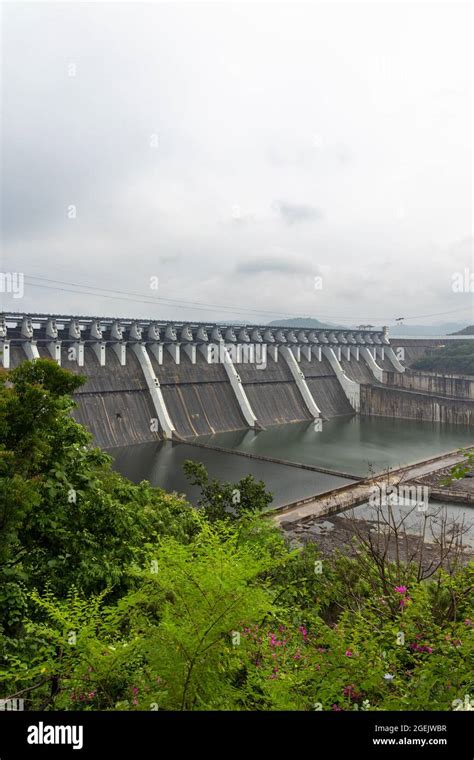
[0,2,471,327]
[236,254,313,275]
[273,201,324,225]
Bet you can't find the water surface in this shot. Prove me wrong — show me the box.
[195,416,474,478]
[110,440,355,508]
[110,416,473,509]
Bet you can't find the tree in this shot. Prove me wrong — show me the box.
[0,360,198,651]
[183,460,273,521]
[1,360,472,713]
[412,341,474,374]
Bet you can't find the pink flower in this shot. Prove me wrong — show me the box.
[332,704,342,711]
[343,684,361,699]
[345,650,353,657]
[395,586,407,594]
[465,619,472,627]
[410,642,433,653]
[293,650,302,660]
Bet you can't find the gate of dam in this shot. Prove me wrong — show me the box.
[0,313,410,448]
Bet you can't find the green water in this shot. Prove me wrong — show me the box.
[110,440,355,508]
[110,416,474,509]
[195,416,474,478]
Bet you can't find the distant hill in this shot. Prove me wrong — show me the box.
[450,326,474,335]
[267,317,345,329]
[412,341,474,375]
[266,319,474,335]
[387,323,468,337]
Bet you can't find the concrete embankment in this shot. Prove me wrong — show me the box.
[272,448,474,527]
[10,343,162,449]
[360,384,474,425]
[422,487,474,505]
[7,314,474,449]
[389,338,444,366]
[384,369,474,400]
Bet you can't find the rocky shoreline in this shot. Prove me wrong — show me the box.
[281,509,473,570]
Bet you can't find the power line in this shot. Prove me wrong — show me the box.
[24,279,310,319]
[22,274,474,324]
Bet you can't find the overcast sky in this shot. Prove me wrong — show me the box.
[1,1,472,326]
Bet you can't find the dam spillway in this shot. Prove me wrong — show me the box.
[2,313,473,450]
[1,313,401,447]
[153,351,247,437]
[233,354,312,426]
[300,356,355,417]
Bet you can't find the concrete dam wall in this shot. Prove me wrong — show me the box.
[2,313,431,447]
[234,356,311,426]
[300,357,354,417]
[72,348,159,448]
[384,369,474,400]
[360,384,474,425]
[152,352,247,438]
[9,343,161,448]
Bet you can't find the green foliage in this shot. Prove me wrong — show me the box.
[3,524,472,712]
[0,360,198,660]
[183,459,272,521]
[412,341,474,375]
[441,448,474,484]
[1,360,472,712]
[3,516,283,710]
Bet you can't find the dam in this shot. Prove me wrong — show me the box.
[1,313,409,448]
[2,313,473,508]
[3,314,473,445]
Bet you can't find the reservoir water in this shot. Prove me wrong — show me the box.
[194,416,474,477]
[110,416,474,510]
